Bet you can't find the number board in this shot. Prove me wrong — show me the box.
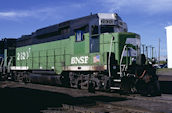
[100,19,115,25]
[76,31,84,42]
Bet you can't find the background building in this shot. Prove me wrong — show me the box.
[165,25,172,68]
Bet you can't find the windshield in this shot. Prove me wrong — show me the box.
[101,25,125,33]
[125,37,141,57]
[101,25,114,33]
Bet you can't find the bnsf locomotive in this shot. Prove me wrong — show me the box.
[0,13,160,96]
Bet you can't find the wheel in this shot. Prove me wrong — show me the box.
[23,75,31,83]
[105,79,111,92]
[77,80,81,89]
[88,80,95,93]
[61,72,71,87]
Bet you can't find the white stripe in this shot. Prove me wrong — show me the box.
[10,66,29,70]
[64,65,107,71]
[110,87,120,90]
[113,79,121,82]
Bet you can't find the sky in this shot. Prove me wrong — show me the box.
[0,0,172,60]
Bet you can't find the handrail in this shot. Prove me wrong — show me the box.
[7,57,13,73]
[108,36,114,77]
[0,57,4,67]
[119,45,127,77]
[4,57,7,67]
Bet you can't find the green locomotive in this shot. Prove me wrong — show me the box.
[0,13,160,95]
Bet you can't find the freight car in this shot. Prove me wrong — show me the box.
[0,13,160,96]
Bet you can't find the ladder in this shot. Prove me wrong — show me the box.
[110,79,121,90]
[110,45,128,90]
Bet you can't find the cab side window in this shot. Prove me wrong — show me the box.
[90,25,100,53]
[91,25,98,35]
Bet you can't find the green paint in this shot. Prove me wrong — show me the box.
[4,49,7,66]
[16,32,140,74]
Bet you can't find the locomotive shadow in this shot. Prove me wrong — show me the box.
[160,81,172,94]
[159,75,172,94]
[0,87,128,113]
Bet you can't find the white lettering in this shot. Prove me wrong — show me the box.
[85,56,88,64]
[17,48,31,61]
[76,57,80,64]
[80,56,84,64]
[71,56,89,64]
[71,57,75,64]
[17,53,20,60]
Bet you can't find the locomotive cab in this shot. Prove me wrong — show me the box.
[87,18,159,95]
[99,32,160,95]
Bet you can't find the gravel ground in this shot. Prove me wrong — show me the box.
[0,81,172,113]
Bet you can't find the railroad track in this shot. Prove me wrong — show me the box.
[0,81,172,113]
[41,103,155,113]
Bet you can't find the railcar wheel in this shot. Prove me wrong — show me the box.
[105,80,111,92]
[61,72,70,87]
[77,80,81,89]
[88,80,95,93]
[23,75,31,83]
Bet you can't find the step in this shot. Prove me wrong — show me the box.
[110,87,120,90]
[113,79,121,82]
[117,72,122,75]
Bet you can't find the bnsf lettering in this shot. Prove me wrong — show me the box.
[71,56,89,64]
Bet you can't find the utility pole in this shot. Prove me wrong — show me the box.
[146,46,148,58]
[155,49,157,60]
[158,38,160,64]
[149,45,152,58]
[152,47,154,59]
[142,44,145,54]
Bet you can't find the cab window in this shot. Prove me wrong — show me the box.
[91,25,98,35]
[90,25,99,53]
[101,25,114,33]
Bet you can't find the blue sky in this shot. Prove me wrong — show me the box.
[0,0,172,59]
